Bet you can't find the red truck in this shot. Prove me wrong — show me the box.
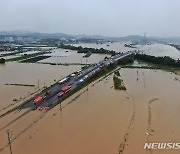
[61,85,71,93]
[33,91,51,105]
[34,96,43,105]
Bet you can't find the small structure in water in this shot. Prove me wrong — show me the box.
[83,51,92,58]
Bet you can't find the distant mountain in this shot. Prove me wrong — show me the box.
[0,31,75,39]
[72,34,145,41]
[1,31,176,42]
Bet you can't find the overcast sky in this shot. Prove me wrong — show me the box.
[0,0,180,37]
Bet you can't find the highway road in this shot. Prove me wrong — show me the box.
[21,51,133,110]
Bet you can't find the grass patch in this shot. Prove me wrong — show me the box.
[122,63,180,73]
[0,51,23,57]
[113,72,126,90]
[6,51,49,62]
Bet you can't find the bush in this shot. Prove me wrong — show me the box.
[60,44,116,55]
[0,58,5,63]
[118,55,134,65]
[113,75,126,90]
[135,54,180,68]
[13,98,18,102]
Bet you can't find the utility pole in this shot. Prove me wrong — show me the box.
[60,102,62,111]
[37,79,39,88]
[7,130,13,154]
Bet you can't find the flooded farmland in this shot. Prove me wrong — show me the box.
[72,42,135,53]
[138,44,180,60]
[72,42,180,60]
[0,68,180,154]
[40,48,111,64]
[0,62,81,110]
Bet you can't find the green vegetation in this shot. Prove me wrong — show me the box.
[114,70,120,76]
[21,55,51,63]
[6,51,49,62]
[117,54,135,65]
[90,64,116,79]
[122,65,180,75]
[135,54,180,68]
[60,44,116,55]
[0,58,5,63]
[113,72,126,90]
[39,62,89,66]
[0,51,23,57]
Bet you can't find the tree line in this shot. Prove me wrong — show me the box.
[135,54,180,68]
[60,44,116,55]
[0,58,5,63]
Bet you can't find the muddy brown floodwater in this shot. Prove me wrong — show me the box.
[72,42,135,53]
[40,48,111,64]
[0,68,180,154]
[0,62,81,112]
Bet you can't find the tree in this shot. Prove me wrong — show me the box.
[0,58,5,64]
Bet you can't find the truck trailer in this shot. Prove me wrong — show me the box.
[61,85,71,93]
[34,96,43,105]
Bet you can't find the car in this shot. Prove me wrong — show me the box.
[70,73,76,78]
[59,78,68,84]
[57,91,64,97]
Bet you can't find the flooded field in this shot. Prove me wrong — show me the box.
[0,62,81,110]
[40,48,110,64]
[138,44,180,60]
[72,42,135,53]
[1,55,20,60]
[0,68,180,154]
[0,51,20,60]
[19,51,42,55]
[0,51,14,55]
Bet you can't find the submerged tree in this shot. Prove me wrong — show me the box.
[0,58,5,64]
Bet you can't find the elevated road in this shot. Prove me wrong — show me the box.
[22,51,134,110]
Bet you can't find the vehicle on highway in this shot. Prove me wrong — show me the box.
[57,91,64,97]
[59,77,68,84]
[38,106,49,111]
[61,85,71,93]
[84,75,88,79]
[34,96,43,105]
[33,91,51,105]
[76,69,82,76]
[76,69,82,73]
[70,73,76,78]
[45,91,51,95]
